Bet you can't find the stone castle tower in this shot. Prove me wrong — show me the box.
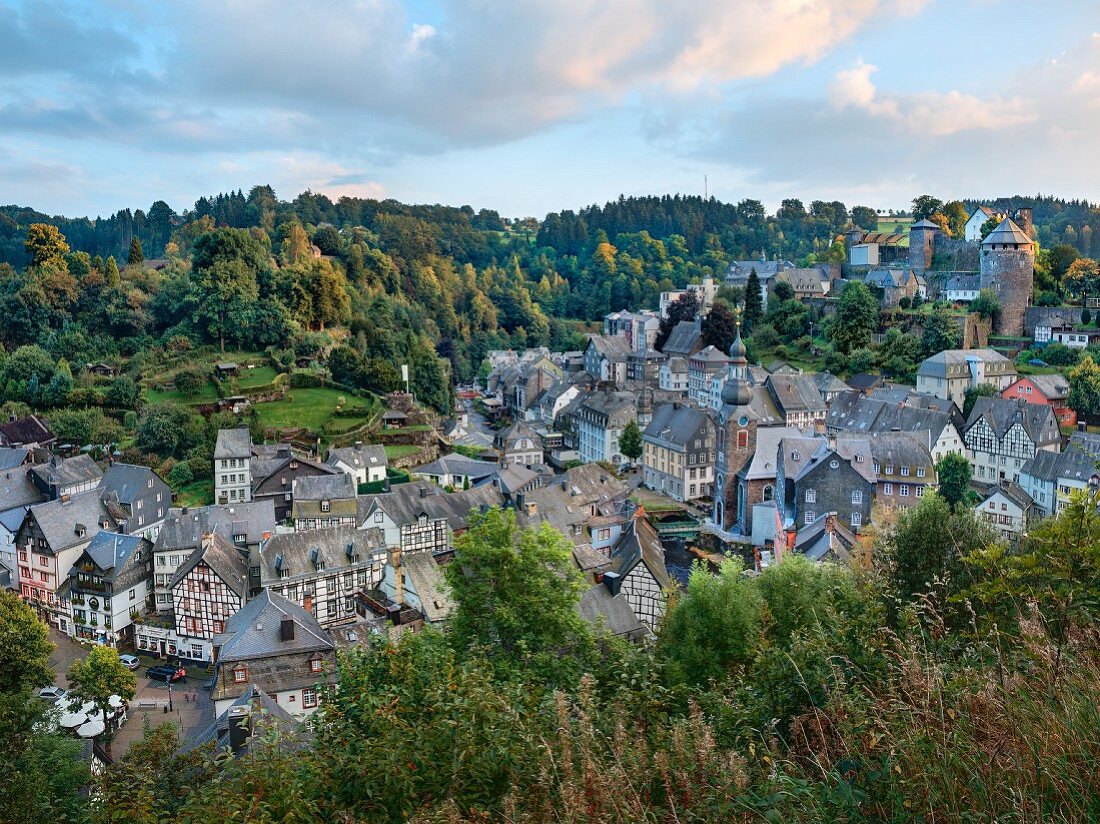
[979,208,1034,338]
[712,322,757,532]
[908,218,940,270]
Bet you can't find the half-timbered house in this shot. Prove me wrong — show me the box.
[259,526,389,627]
[169,532,249,663]
[68,531,153,647]
[963,397,1061,485]
[605,515,671,632]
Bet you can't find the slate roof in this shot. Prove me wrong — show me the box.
[1020,448,1063,483]
[1022,447,1098,484]
[946,274,982,292]
[572,543,611,574]
[185,684,305,756]
[586,335,633,360]
[0,467,44,512]
[170,532,248,599]
[847,373,884,392]
[643,403,712,449]
[155,500,277,553]
[516,464,629,537]
[867,432,936,474]
[325,443,387,473]
[27,491,116,555]
[215,428,253,460]
[101,463,170,515]
[690,345,729,365]
[811,371,850,396]
[767,374,826,415]
[495,421,543,451]
[494,465,539,495]
[910,219,940,229]
[258,526,386,581]
[661,320,702,357]
[1024,374,1070,400]
[78,532,147,582]
[827,391,957,444]
[791,436,875,484]
[292,473,356,501]
[0,448,29,471]
[864,268,914,289]
[739,427,810,480]
[982,483,1035,511]
[965,396,1060,445]
[917,349,1014,380]
[30,455,102,492]
[402,552,452,623]
[663,357,689,374]
[215,589,333,663]
[610,516,672,590]
[578,585,646,639]
[358,481,505,532]
[795,514,858,564]
[982,218,1032,246]
[413,453,500,481]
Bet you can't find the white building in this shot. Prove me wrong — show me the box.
[577,391,637,465]
[963,397,1061,485]
[68,532,153,647]
[324,443,387,486]
[975,484,1035,541]
[659,357,689,393]
[916,349,1018,410]
[214,428,254,505]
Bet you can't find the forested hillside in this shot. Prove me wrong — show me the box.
[3,187,1100,414]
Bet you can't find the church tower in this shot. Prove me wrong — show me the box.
[980,214,1035,337]
[712,320,757,532]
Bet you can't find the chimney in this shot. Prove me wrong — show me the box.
[603,570,622,596]
[391,547,404,607]
[279,616,295,642]
[1079,421,1088,433]
[825,512,836,534]
[827,434,837,451]
[303,593,313,614]
[227,705,251,754]
[182,506,189,515]
[354,441,363,450]
[419,486,428,498]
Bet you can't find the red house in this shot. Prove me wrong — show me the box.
[1001,374,1075,427]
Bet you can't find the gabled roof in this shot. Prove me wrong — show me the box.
[661,321,702,357]
[30,455,102,492]
[643,403,712,449]
[811,371,850,395]
[610,516,671,590]
[0,415,54,447]
[78,531,148,582]
[170,532,248,599]
[910,219,940,229]
[946,274,982,291]
[184,684,305,756]
[766,374,826,415]
[586,334,633,360]
[26,491,116,554]
[0,447,30,471]
[402,552,452,623]
[796,513,858,564]
[292,473,356,501]
[689,345,729,365]
[847,372,884,392]
[412,452,499,481]
[358,481,505,532]
[981,483,1035,511]
[1022,374,1070,400]
[259,526,386,582]
[578,585,646,639]
[101,463,169,509]
[965,396,1060,445]
[0,467,44,512]
[917,349,1014,379]
[214,427,253,460]
[155,500,276,553]
[215,589,333,663]
[325,443,387,472]
[516,464,630,537]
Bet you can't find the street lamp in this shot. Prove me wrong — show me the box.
[167,674,173,712]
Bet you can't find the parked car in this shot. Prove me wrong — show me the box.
[146,665,187,682]
[119,654,140,671]
[37,685,67,702]
[1029,359,1048,367]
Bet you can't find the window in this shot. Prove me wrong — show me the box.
[872,462,880,473]
[916,486,924,498]
[805,489,817,503]
[321,500,331,513]
[883,483,893,495]
[310,658,322,673]
[804,510,816,524]
[129,588,136,600]
[280,568,289,580]
[170,555,180,566]
[917,467,926,478]
[39,556,48,566]
[900,485,910,497]
[374,512,383,523]
[233,666,247,683]
[851,512,862,528]
[598,528,611,540]
[901,466,910,476]
[884,465,893,475]
[157,556,165,567]
[851,490,862,504]
[303,688,317,708]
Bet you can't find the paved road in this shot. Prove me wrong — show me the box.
[45,629,213,758]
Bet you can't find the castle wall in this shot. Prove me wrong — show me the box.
[909,228,936,271]
[931,237,979,272]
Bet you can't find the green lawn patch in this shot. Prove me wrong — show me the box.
[253,388,372,432]
[175,479,213,508]
[144,381,219,405]
[384,444,423,461]
[235,365,279,388]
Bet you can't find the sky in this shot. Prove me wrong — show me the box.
[2,0,1100,219]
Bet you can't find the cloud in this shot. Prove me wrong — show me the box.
[829,59,1035,136]
[690,33,1100,208]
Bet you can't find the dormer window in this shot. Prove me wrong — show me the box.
[321,500,331,513]
[233,665,247,683]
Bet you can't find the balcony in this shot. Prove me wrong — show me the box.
[73,578,108,593]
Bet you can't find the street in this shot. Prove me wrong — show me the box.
[46,628,213,757]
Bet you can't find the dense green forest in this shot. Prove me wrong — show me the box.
[3,492,1099,822]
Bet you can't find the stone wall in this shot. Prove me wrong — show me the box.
[981,247,1035,337]
[931,237,980,272]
